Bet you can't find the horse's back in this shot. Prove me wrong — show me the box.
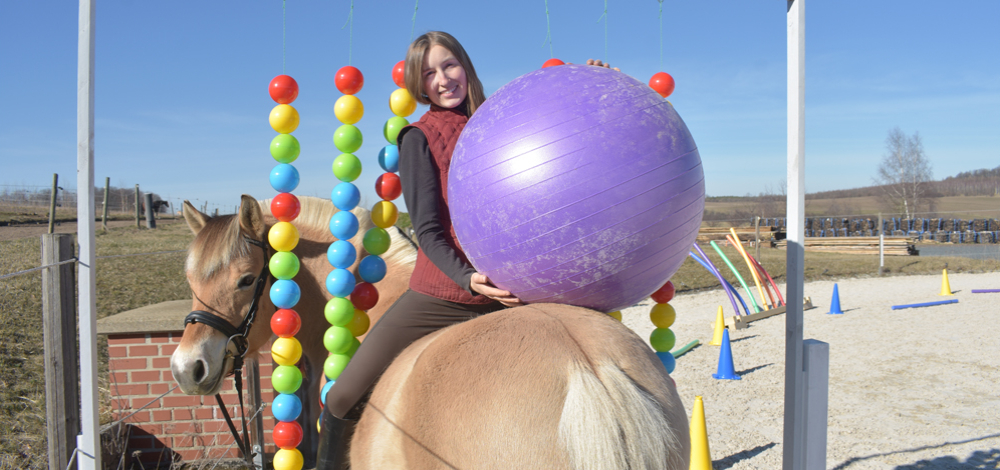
[352,303,689,470]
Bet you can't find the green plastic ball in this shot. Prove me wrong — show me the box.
[272,365,303,394]
[333,124,363,154]
[270,134,301,163]
[649,328,676,353]
[383,116,409,144]
[324,353,352,380]
[346,337,361,357]
[362,227,390,255]
[332,153,362,182]
[323,326,355,354]
[269,251,300,280]
[324,297,355,327]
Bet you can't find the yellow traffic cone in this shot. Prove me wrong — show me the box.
[709,306,725,346]
[939,268,953,296]
[689,396,712,470]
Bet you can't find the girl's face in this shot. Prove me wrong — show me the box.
[422,44,468,109]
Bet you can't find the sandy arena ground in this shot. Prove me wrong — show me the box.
[621,272,1000,469]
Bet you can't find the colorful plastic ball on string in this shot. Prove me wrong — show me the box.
[271,192,301,222]
[271,337,303,366]
[271,309,302,338]
[273,448,304,470]
[331,182,361,211]
[270,164,300,193]
[371,201,398,229]
[326,240,358,269]
[272,420,304,450]
[346,309,371,337]
[332,153,363,182]
[329,211,360,240]
[272,365,304,394]
[649,328,676,352]
[656,351,677,373]
[650,303,677,329]
[375,173,401,201]
[324,326,355,354]
[383,116,409,144]
[363,227,391,255]
[269,221,300,252]
[334,124,364,154]
[326,268,356,298]
[651,280,675,303]
[351,282,379,311]
[542,58,565,68]
[320,380,336,405]
[607,310,622,321]
[378,145,400,173]
[324,297,356,327]
[389,88,417,117]
[269,75,299,104]
[272,393,303,422]
[334,95,365,124]
[270,134,301,164]
[270,104,300,134]
[335,66,364,95]
[648,72,675,98]
[358,255,387,283]
[269,251,301,280]
[270,279,301,309]
[392,60,406,88]
[324,353,352,379]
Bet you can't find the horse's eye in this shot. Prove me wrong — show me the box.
[237,275,256,290]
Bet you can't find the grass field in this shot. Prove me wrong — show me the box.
[0,223,997,468]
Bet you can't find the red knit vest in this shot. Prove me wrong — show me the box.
[403,105,492,304]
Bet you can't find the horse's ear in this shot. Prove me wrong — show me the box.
[182,200,209,235]
[238,194,267,241]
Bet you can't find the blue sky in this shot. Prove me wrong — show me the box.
[2,1,998,215]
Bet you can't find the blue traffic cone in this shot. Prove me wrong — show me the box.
[712,328,741,380]
[828,283,844,315]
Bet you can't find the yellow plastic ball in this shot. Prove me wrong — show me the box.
[334,95,364,124]
[269,104,300,134]
[347,309,370,337]
[607,311,622,321]
[650,303,677,329]
[273,448,303,470]
[271,337,303,366]
[268,222,300,252]
[371,201,398,229]
[389,88,417,117]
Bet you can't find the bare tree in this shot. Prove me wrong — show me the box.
[874,127,933,219]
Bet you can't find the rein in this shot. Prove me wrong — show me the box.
[183,235,271,466]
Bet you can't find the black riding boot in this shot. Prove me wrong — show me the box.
[316,411,356,470]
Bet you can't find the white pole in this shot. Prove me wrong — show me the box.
[77,0,101,468]
[783,0,806,469]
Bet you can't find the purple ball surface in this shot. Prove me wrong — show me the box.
[449,65,704,313]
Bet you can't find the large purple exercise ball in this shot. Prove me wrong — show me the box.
[448,65,704,313]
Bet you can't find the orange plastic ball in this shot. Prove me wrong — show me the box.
[336,66,364,95]
[651,281,675,303]
[649,72,675,98]
[542,58,565,68]
[392,60,406,88]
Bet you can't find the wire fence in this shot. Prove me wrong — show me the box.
[0,184,236,222]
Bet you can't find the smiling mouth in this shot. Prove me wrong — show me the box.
[440,84,459,97]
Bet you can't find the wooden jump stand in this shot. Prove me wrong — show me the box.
[724,297,815,331]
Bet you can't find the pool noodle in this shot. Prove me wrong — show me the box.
[688,245,741,317]
[709,240,761,313]
[971,289,1000,293]
[891,299,958,310]
[747,251,785,307]
[727,231,771,310]
[690,251,752,316]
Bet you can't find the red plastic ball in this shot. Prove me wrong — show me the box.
[375,173,402,201]
[542,58,565,68]
[270,309,301,338]
[270,193,301,223]
[350,282,380,311]
[273,420,303,450]
[648,72,675,98]
[392,60,406,88]
[269,75,299,104]
[335,66,364,95]
[651,281,675,304]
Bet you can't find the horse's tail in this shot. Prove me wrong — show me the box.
[558,361,686,470]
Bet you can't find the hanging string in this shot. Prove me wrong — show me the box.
[282,0,286,74]
[341,0,355,65]
[658,0,664,71]
[542,0,554,58]
[409,0,420,42]
[596,0,608,63]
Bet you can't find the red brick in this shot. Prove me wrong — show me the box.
[201,421,230,433]
[129,345,159,357]
[163,395,201,407]
[206,447,239,459]
[161,344,178,355]
[109,334,148,344]
[132,421,159,434]
[113,383,148,396]
[151,410,172,422]
[162,370,174,382]
[175,449,202,461]
[213,432,236,445]
[171,434,200,448]
[163,422,198,434]
[110,358,147,371]
[170,333,182,342]
[173,408,193,420]
[108,346,129,358]
[151,357,172,369]
[150,334,172,344]
[150,383,172,395]
[195,408,215,420]
[130,370,160,382]
[110,372,128,384]
[129,435,156,449]
[132,397,160,409]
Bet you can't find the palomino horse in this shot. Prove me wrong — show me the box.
[170,195,417,461]
[173,195,690,469]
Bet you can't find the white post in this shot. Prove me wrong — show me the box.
[77,0,101,468]
[803,340,829,470]
[783,1,806,469]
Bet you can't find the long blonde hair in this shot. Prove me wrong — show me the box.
[404,31,486,116]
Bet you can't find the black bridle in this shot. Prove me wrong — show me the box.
[183,235,270,465]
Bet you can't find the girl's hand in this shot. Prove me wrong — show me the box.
[586,58,620,72]
[470,272,524,307]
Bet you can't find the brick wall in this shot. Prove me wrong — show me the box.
[106,331,279,467]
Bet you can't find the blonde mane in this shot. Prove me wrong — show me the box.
[185,214,252,281]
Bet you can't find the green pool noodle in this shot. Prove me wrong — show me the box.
[709,240,761,313]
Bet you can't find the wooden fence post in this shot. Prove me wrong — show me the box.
[42,234,80,470]
[755,216,761,260]
[135,184,141,228]
[144,193,156,229]
[48,173,59,234]
[102,177,110,231]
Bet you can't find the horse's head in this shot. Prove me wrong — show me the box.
[171,195,276,395]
